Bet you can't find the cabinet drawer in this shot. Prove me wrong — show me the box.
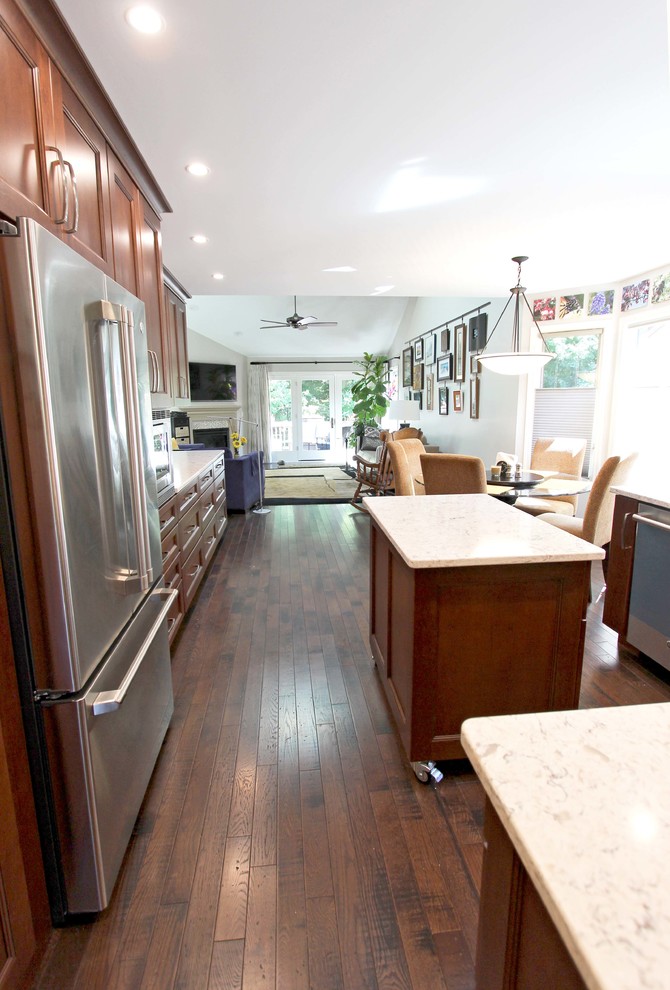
[182,541,206,609]
[177,480,199,518]
[202,519,219,567]
[199,463,215,495]
[163,545,182,592]
[165,577,184,646]
[215,502,228,539]
[178,499,202,561]
[212,453,226,479]
[213,473,226,508]
[160,525,180,574]
[158,494,178,539]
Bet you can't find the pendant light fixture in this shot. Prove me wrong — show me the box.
[477,256,554,376]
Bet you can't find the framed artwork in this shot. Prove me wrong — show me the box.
[412,390,422,410]
[436,353,453,381]
[470,354,481,375]
[470,377,480,419]
[588,289,615,315]
[454,324,466,382]
[559,294,585,320]
[426,372,434,411]
[402,347,413,387]
[621,279,650,311]
[468,313,488,352]
[414,338,424,362]
[438,386,448,415]
[441,328,450,352]
[453,389,463,413]
[412,362,424,390]
[424,333,437,365]
[533,297,556,321]
[652,272,670,304]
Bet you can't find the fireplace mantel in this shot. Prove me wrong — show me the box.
[186,404,241,422]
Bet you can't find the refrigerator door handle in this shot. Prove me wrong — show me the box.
[86,300,153,592]
[92,588,176,715]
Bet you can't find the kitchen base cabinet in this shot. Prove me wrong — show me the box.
[602,494,639,646]
[475,797,587,990]
[370,523,590,763]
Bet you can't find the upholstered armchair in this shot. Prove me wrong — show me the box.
[223,448,265,512]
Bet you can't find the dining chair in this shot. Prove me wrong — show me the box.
[516,437,587,517]
[386,439,427,495]
[420,453,487,495]
[350,433,394,510]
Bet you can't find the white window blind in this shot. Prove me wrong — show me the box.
[531,388,596,475]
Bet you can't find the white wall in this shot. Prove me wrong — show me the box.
[387,295,520,467]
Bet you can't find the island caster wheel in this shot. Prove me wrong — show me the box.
[411,760,444,784]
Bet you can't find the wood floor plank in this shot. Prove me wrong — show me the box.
[209,940,244,990]
[242,865,277,990]
[250,763,278,868]
[214,836,251,942]
[300,768,334,901]
[305,896,345,990]
[138,902,187,990]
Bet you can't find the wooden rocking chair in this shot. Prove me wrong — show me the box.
[350,440,394,510]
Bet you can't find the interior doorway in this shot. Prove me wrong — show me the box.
[269,373,355,463]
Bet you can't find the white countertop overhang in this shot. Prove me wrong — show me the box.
[365,494,604,568]
[462,703,670,990]
[172,449,224,493]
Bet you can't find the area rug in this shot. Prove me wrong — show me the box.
[263,466,358,504]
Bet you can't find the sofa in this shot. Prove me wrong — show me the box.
[223,448,265,512]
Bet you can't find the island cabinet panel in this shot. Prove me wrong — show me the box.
[370,524,590,762]
[602,494,639,637]
[476,797,587,990]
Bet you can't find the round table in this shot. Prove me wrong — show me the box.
[486,470,544,489]
[488,473,591,505]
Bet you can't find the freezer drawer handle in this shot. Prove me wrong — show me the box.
[630,512,670,536]
[92,588,176,716]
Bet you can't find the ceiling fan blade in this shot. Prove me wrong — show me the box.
[304,321,338,327]
[260,322,288,329]
[296,315,318,325]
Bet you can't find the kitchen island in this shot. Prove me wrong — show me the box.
[462,703,670,990]
[365,495,604,772]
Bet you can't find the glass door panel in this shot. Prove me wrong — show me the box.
[300,377,333,459]
[269,378,293,456]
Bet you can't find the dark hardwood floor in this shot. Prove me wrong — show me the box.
[33,505,670,990]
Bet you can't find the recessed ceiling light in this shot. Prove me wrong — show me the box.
[190,234,208,244]
[322,266,357,273]
[124,5,165,34]
[212,272,224,280]
[186,162,210,177]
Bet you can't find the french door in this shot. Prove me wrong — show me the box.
[269,373,355,462]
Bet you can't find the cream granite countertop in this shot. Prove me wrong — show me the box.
[364,494,604,568]
[172,449,223,493]
[461,704,670,990]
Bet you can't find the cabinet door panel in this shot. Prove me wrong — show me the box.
[164,285,190,400]
[140,198,170,402]
[108,148,140,295]
[55,74,113,273]
[0,5,53,220]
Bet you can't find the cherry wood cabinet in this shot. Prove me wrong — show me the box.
[602,494,639,641]
[107,147,141,297]
[140,197,171,403]
[369,523,591,762]
[164,274,191,402]
[475,797,587,990]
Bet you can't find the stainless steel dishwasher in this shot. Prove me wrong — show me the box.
[627,503,670,672]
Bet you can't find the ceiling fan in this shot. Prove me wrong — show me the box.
[260,296,338,330]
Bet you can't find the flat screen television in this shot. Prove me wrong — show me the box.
[188,362,237,401]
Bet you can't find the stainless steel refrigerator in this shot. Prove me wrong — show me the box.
[0,217,175,921]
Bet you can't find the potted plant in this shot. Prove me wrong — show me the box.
[349,352,389,447]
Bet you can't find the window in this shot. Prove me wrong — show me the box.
[532,330,602,475]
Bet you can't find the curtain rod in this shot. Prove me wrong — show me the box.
[250,360,357,365]
[404,301,491,347]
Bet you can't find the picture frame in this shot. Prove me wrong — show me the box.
[402,346,413,387]
[468,313,488,352]
[424,333,437,366]
[412,390,422,410]
[454,324,466,382]
[414,338,424,362]
[438,386,448,415]
[436,353,453,382]
[440,327,450,352]
[453,389,463,413]
[470,354,481,375]
[470,377,479,419]
[426,372,434,411]
[412,362,424,391]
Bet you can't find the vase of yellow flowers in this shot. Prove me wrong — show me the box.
[231,431,247,456]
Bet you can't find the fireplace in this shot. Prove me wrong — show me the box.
[192,426,230,449]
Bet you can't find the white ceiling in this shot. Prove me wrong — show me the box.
[54,0,670,357]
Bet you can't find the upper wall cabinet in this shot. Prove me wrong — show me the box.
[140,198,171,405]
[0,0,57,225]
